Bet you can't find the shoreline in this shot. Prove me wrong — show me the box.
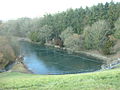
[45,43,120,70]
[45,43,111,63]
[2,54,120,75]
[9,62,33,74]
[4,58,33,74]
[18,37,113,63]
[20,37,120,64]
[5,38,118,74]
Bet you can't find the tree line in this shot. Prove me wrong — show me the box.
[0,1,120,55]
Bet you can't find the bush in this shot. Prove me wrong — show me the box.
[0,18,32,37]
[83,20,111,50]
[0,36,18,69]
[64,34,83,51]
[83,26,93,49]
[28,31,41,42]
[114,18,120,39]
[100,40,114,55]
[60,27,74,41]
[28,25,53,44]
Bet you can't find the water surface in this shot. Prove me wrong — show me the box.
[20,41,102,74]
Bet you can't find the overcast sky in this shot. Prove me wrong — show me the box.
[0,0,119,21]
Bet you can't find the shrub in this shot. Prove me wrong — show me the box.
[114,18,120,39]
[28,25,53,44]
[64,34,83,51]
[100,40,114,55]
[83,26,93,49]
[0,36,18,69]
[83,20,111,50]
[60,27,74,41]
[83,20,115,54]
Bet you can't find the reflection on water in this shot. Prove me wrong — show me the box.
[20,41,102,74]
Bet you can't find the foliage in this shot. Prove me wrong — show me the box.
[0,2,120,37]
[60,26,74,41]
[0,18,32,37]
[83,26,93,49]
[0,36,19,69]
[114,18,120,39]
[83,20,111,50]
[0,2,119,55]
[39,2,120,34]
[64,34,83,51]
[100,39,114,55]
[28,25,54,44]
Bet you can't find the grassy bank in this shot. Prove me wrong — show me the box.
[0,68,120,90]
[0,36,19,70]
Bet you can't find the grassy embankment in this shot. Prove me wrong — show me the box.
[0,68,120,90]
[0,36,17,70]
[0,36,120,90]
[0,36,32,73]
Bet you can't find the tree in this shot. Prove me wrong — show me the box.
[60,27,74,41]
[83,20,111,50]
[40,25,54,42]
[64,34,83,51]
[28,25,54,44]
[100,39,114,55]
[114,18,120,39]
[83,26,93,49]
[0,18,32,37]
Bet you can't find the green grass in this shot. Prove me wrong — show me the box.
[0,69,120,90]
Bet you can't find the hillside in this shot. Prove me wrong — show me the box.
[0,2,120,57]
[0,68,120,90]
[0,1,120,90]
[0,36,17,70]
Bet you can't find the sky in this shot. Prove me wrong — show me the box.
[0,0,119,21]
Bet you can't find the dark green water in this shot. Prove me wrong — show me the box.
[20,41,102,74]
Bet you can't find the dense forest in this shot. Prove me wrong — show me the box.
[0,1,120,55]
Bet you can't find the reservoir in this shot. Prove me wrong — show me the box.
[20,41,102,74]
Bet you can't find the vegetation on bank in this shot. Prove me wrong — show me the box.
[0,1,120,56]
[0,36,19,70]
[0,68,120,90]
[0,1,120,90]
[0,2,119,72]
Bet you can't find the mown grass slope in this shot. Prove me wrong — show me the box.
[0,69,120,90]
